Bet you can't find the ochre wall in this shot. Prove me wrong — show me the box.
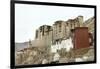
[74,27,90,49]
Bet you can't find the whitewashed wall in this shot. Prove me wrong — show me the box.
[51,37,73,53]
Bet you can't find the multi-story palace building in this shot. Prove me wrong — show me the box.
[52,16,83,44]
[33,16,84,47]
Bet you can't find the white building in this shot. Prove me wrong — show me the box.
[51,37,73,53]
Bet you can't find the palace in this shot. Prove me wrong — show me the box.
[32,16,84,47]
[15,16,95,65]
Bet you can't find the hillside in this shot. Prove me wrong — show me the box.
[15,42,29,51]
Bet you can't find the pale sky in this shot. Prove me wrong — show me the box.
[15,3,94,42]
